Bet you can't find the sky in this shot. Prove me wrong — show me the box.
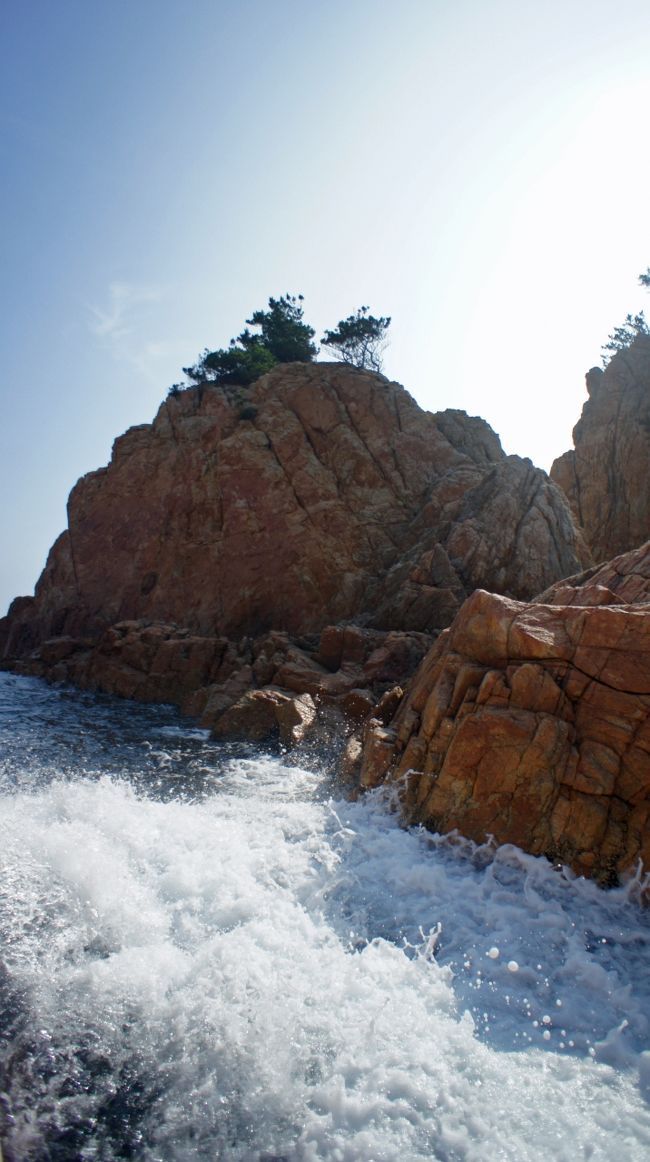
[2,0,650,616]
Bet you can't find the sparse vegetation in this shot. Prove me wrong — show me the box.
[321,307,391,373]
[602,269,650,363]
[194,339,278,386]
[176,294,392,393]
[183,294,317,386]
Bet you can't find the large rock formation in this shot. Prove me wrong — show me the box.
[1,362,588,733]
[360,542,650,886]
[551,334,650,562]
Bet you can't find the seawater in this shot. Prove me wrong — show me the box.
[2,672,650,1161]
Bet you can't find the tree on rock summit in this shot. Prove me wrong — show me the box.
[602,267,650,363]
[321,307,391,373]
[247,294,318,363]
[183,294,317,386]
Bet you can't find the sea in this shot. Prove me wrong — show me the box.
[2,669,650,1161]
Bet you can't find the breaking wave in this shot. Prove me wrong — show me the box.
[2,672,650,1160]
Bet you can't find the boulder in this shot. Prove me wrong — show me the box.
[211,687,316,747]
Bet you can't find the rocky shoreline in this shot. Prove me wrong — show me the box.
[357,543,650,885]
[4,343,650,886]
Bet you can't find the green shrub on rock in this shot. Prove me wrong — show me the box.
[183,293,316,386]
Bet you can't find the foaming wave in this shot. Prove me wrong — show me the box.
[2,766,650,1160]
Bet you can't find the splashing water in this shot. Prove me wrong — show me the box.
[1,672,650,1160]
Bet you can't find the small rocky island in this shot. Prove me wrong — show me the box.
[4,337,650,887]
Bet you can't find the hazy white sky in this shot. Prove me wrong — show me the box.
[2,0,650,615]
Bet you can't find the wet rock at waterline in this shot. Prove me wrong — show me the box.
[211,686,317,746]
[357,544,650,886]
[5,618,431,744]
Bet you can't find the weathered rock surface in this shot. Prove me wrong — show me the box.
[1,362,587,734]
[361,542,650,885]
[8,615,431,743]
[538,539,650,607]
[551,335,650,562]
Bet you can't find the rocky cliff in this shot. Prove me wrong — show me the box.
[0,363,588,732]
[551,334,650,562]
[359,542,650,886]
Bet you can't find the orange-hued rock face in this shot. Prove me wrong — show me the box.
[1,363,587,656]
[0,361,591,755]
[551,334,650,562]
[363,545,650,885]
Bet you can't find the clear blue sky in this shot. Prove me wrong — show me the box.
[2,0,650,615]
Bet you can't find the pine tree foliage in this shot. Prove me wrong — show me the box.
[246,294,318,363]
[321,307,391,373]
[182,294,317,386]
[602,268,650,363]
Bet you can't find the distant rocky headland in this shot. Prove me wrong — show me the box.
[4,337,650,888]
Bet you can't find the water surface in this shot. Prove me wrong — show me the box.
[2,672,650,1160]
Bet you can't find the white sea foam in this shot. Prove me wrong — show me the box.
[2,748,650,1160]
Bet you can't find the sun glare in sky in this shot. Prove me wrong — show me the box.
[2,0,650,613]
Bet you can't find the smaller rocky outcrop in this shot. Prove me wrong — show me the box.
[8,617,431,746]
[358,542,650,886]
[551,335,650,562]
